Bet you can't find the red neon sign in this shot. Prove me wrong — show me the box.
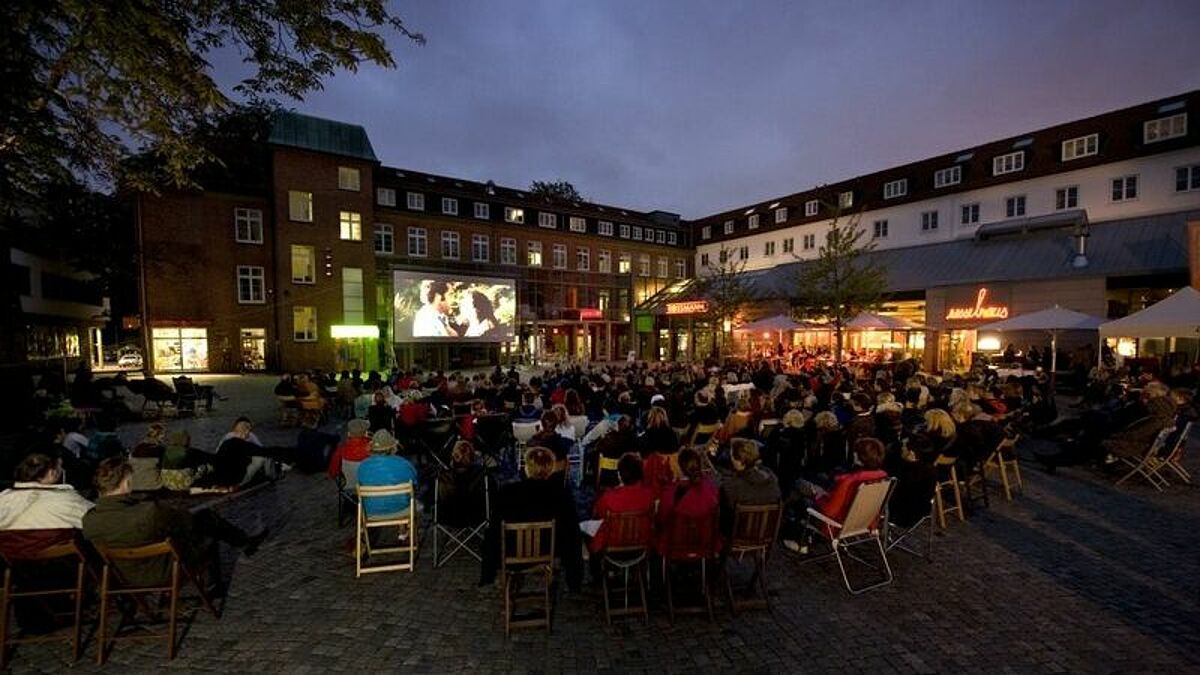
[945,288,1010,321]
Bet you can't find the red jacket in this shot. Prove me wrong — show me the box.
[327,437,371,478]
[589,484,655,553]
[655,478,721,557]
[816,468,889,523]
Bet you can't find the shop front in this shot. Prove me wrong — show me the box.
[151,325,210,372]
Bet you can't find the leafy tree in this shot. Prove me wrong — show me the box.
[790,207,887,364]
[529,180,584,203]
[0,0,425,216]
[693,245,756,359]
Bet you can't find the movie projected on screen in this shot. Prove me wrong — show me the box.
[392,272,516,342]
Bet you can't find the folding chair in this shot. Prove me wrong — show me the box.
[94,538,219,664]
[932,454,964,529]
[355,483,418,576]
[660,508,719,623]
[501,520,555,637]
[595,455,620,490]
[983,435,1023,501]
[885,464,936,562]
[568,415,590,441]
[512,421,541,475]
[803,477,897,594]
[335,459,363,528]
[689,423,721,447]
[724,502,782,614]
[598,510,652,625]
[1161,421,1193,484]
[171,377,199,417]
[433,468,491,568]
[0,531,88,668]
[1115,427,1175,491]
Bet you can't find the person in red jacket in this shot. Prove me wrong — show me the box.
[655,448,721,557]
[589,453,655,555]
[813,437,888,524]
[327,419,372,479]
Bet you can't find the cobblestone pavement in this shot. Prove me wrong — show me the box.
[8,375,1200,672]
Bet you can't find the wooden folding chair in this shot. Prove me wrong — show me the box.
[595,455,620,490]
[932,454,964,529]
[599,510,652,625]
[660,508,719,623]
[688,423,721,447]
[355,483,418,576]
[501,520,555,637]
[1115,427,1174,491]
[724,502,782,614]
[803,478,896,595]
[983,435,1023,500]
[0,533,88,668]
[94,538,219,665]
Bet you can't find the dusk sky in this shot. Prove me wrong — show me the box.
[216,1,1200,219]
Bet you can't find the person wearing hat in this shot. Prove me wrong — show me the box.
[327,419,372,479]
[356,430,418,521]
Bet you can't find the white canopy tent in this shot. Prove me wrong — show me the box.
[977,305,1106,379]
[1098,286,1200,339]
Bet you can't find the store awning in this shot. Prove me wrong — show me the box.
[1099,286,1200,338]
[844,312,921,330]
[976,305,1105,333]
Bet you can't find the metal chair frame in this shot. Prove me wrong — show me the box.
[433,471,491,568]
[803,478,897,595]
[1115,427,1175,491]
[885,498,935,562]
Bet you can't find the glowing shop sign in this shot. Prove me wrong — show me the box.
[665,300,710,315]
[945,288,1009,321]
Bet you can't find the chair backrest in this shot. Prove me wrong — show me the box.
[512,421,541,444]
[0,529,83,564]
[838,478,895,538]
[729,502,782,551]
[692,422,720,444]
[94,539,180,590]
[568,415,589,440]
[501,520,555,567]
[357,482,414,501]
[342,459,363,489]
[662,508,719,560]
[1166,421,1193,461]
[1146,426,1174,457]
[435,468,490,526]
[172,377,196,395]
[602,509,653,552]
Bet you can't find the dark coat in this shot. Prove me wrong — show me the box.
[82,495,202,587]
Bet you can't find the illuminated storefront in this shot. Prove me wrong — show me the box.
[151,327,209,371]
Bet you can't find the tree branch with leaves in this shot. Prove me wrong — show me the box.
[529,180,583,203]
[693,245,757,360]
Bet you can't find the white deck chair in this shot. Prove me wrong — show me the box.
[568,415,589,441]
[511,421,541,474]
[1162,421,1193,484]
[803,477,897,594]
[1115,427,1174,491]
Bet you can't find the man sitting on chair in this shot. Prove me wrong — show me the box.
[357,431,419,543]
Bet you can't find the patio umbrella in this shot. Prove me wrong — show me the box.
[1098,286,1200,339]
[736,315,807,333]
[976,305,1105,379]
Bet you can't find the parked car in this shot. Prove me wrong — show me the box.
[117,351,143,369]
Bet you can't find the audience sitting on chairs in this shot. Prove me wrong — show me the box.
[0,453,94,530]
[655,448,720,556]
[719,438,781,535]
[357,431,419,534]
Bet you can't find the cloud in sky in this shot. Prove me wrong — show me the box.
[212,0,1200,219]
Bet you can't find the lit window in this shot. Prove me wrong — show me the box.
[441,231,460,259]
[407,192,425,210]
[748,214,760,230]
[374,224,393,254]
[288,190,312,222]
[576,247,590,271]
[527,241,542,267]
[499,238,517,265]
[1175,164,1200,192]
[674,259,685,278]
[339,211,362,241]
[723,220,734,234]
[873,219,888,238]
[292,306,317,342]
[1005,195,1026,217]
[237,266,265,303]
[505,207,525,224]
[474,202,490,219]
[774,207,788,224]
[619,223,630,238]
[598,220,613,236]
[638,254,651,277]
[805,200,819,217]
[1111,175,1138,202]
[934,166,961,188]
[618,253,631,274]
[961,203,980,225]
[234,208,263,244]
[701,225,711,240]
[993,151,1025,176]
[598,250,611,273]
[290,245,315,283]
[407,227,427,257]
[1061,134,1099,161]
[569,216,586,233]
[472,234,489,262]
[838,191,853,209]
[921,211,939,231]
[656,257,669,278]
[883,179,907,200]
[342,267,364,324]
[764,241,776,256]
[1144,113,1187,143]
[442,198,458,215]
[782,238,794,253]
[376,188,396,206]
[538,212,557,229]
[552,244,567,269]
[1055,186,1079,210]
[337,166,360,191]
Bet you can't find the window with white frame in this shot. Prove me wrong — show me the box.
[723,220,734,234]
[668,231,677,245]
[718,249,728,264]
[883,179,907,199]
[598,220,613,236]
[700,253,710,267]
[598,249,611,273]
[738,246,749,261]
[505,207,524,224]
[632,226,643,240]
[474,202,490,219]
[993,151,1025,175]
[1111,175,1138,201]
[288,190,312,222]
[527,241,542,267]
[538,212,557,229]
[472,234,490,262]
[292,306,317,342]
[674,259,686,278]
[701,225,711,240]
[442,198,458,215]
[339,211,362,241]
[638,254,651,276]
[407,192,425,210]
[747,214,760,230]
[569,216,586,233]
[934,166,961,188]
[774,207,788,223]
[407,227,427,257]
[618,253,631,274]
[872,220,888,238]
[1144,113,1187,143]
[373,223,393,254]
[500,237,517,265]
[803,233,815,250]
[764,241,776,256]
[291,245,315,284]
[838,191,854,209]
[337,166,360,191]
[441,231,460,259]
[237,266,265,304]
[782,237,794,253]
[655,230,666,244]
[961,203,980,225]
[1175,164,1200,192]
[376,187,396,206]
[1005,195,1027,217]
[1055,186,1079,210]
[805,200,819,216]
[619,223,630,238]
[921,210,939,231]
[1061,134,1098,161]
[342,267,364,324]
[576,247,589,271]
[552,244,567,269]
[234,208,263,243]
[657,257,669,278]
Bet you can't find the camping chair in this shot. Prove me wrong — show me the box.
[433,468,491,568]
[803,477,896,594]
[94,538,219,665]
[885,464,937,562]
[0,531,89,668]
[568,415,589,441]
[660,508,719,623]
[500,520,556,637]
[1162,421,1193,484]
[724,502,782,614]
[982,435,1023,501]
[355,483,418,576]
[1115,427,1175,491]
[417,418,457,467]
[932,454,964,529]
[598,510,653,625]
[171,377,199,417]
[335,459,363,527]
[472,414,512,469]
[512,421,541,474]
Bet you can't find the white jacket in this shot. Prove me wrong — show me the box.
[0,484,94,530]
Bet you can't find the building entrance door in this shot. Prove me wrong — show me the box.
[240,328,266,371]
